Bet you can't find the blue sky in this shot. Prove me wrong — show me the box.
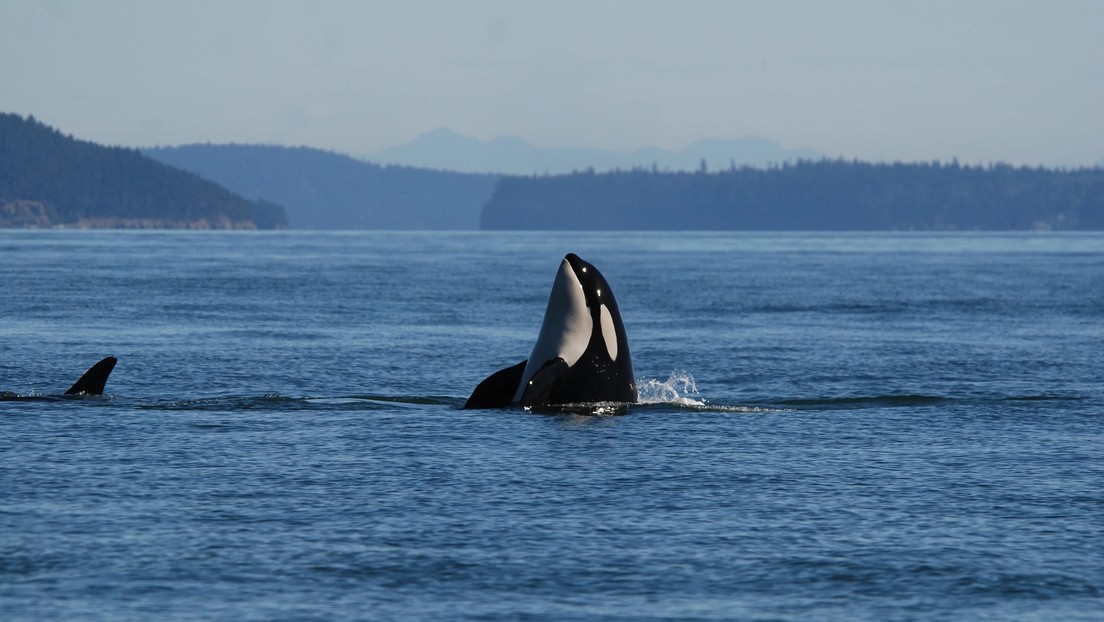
[2,0,1101,166]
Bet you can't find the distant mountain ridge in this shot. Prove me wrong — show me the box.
[144,144,500,229]
[13,111,1097,232]
[0,113,286,229]
[370,128,822,175]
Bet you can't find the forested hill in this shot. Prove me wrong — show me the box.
[482,161,1104,230]
[144,144,500,229]
[0,113,286,229]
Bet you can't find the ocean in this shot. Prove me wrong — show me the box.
[1,230,1101,620]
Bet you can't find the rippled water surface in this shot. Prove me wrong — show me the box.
[2,231,1102,620]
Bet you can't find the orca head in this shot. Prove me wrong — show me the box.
[513,253,634,403]
[564,253,629,365]
[563,253,609,309]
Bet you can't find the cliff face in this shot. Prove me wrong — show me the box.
[0,113,287,229]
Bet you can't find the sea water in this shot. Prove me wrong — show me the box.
[1,230,1101,620]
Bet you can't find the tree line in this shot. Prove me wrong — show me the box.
[0,113,286,228]
[481,160,1104,230]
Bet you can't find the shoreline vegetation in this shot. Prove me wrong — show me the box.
[482,161,1104,231]
[3,112,1103,231]
[0,113,287,230]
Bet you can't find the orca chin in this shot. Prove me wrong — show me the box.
[0,356,118,402]
[464,254,636,409]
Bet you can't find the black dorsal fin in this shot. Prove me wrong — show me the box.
[64,356,117,395]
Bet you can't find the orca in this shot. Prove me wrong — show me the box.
[465,253,636,409]
[0,356,117,401]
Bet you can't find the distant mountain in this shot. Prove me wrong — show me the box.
[0,113,286,229]
[482,161,1104,231]
[144,144,500,229]
[370,128,822,175]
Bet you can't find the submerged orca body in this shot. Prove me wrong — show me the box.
[465,254,636,409]
[0,356,117,402]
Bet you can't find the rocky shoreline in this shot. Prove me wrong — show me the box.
[1,200,263,230]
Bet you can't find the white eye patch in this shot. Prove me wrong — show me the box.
[600,304,618,361]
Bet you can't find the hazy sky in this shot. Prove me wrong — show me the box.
[2,0,1101,166]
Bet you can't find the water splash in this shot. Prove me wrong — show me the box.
[637,370,707,407]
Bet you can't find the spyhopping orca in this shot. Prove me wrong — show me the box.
[0,356,117,401]
[464,254,636,409]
